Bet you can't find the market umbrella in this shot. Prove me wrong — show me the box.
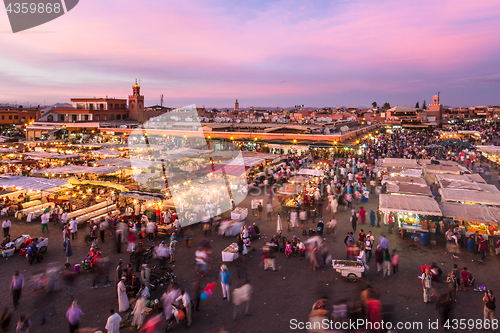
[65,239,73,263]
[277,214,282,235]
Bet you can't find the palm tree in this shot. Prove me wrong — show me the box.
[372,102,377,108]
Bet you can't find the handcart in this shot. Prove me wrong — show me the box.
[332,260,365,282]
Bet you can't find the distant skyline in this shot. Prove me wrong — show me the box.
[1,0,499,108]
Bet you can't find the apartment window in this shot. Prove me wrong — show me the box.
[1,116,4,120]
[108,104,113,110]
[89,104,94,110]
[116,115,121,120]
[95,115,100,121]
[59,115,65,121]
[99,104,104,110]
[110,114,115,121]
[123,114,127,120]
[103,115,108,121]
[130,103,134,109]
[14,115,18,119]
[9,115,12,120]
[30,117,33,120]
[47,115,53,122]
[115,104,119,109]
[84,115,89,121]
[121,104,125,109]
[72,115,77,121]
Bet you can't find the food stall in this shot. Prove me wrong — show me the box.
[379,194,442,242]
[119,191,168,222]
[231,207,248,220]
[441,202,500,252]
[438,188,500,207]
[332,260,365,282]
[221,242,247,262]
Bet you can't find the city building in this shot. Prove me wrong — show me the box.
[427,93,443,126]
[234,99,239,111]
[0,106,41,125]
[386,106,427,127]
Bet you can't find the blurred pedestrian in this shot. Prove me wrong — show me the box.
[14,315,31,333]
[0,308,12,333]
[10,270,24,309]
[391,249,399,276]
[66,301,83,333]
[233,284,253,320]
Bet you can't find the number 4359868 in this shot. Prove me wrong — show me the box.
[6,2,61,14]
[444,319,498,330]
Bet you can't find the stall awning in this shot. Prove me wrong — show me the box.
[439,188,500,206]
[96,157,162,168]
[277,183,304,195]
[119,191,167,201]
[225,157,264,167]
[288,175,311,184]
[379,194,442,216]
[194,164,250,177]
[32,165,126,175]
[157,148,211,159]
[441,202,500,224]
[381,175,428,187]
[0,176,67,191]
[92,148,122,157]
[297,169,323,177]
[435,173,486,184]
[23,152,80,160]
[386,184,433,196]
[379,158,421,169]
[424,165,468,175]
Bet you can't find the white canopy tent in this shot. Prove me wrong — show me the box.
[96,157,162,168]
[92,148,122,157]
[0,176,68,191]
[297,169,323,177]
[441,202,500,224]
[381,175,428,187]
[434,173,486,184]
[23,152,79,159]
[277,184,304,195]
[439,188,500,206]
[225,157,265,167]
[379,194,442,216]
[379,158,421,169]
[32,165,126,175]
[119,191,167,202]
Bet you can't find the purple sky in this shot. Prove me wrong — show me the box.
[1,0,499,108]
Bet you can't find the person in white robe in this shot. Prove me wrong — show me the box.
[117,277,129,312]
[131,294,146,329]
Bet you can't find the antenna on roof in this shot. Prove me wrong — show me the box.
[160,94,164,108]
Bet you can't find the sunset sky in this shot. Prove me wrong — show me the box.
[1,0,499,108]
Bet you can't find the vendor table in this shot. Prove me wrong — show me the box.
[231,207,248,220]
[221,242,247,262]
[218,219,245,237]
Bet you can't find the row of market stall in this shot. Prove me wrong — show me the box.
[378,158,500,250]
